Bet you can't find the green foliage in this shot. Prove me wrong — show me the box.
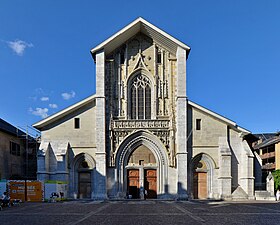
[272,170,280,191]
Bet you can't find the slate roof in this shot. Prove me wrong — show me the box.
[0,118,26,137]
[253,135,280,149]
[253,133,276,140]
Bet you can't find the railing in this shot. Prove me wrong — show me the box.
[112,120,170,129]
[261,163,276,170]
[260,151,275,159]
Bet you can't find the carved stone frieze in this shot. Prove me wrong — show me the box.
[112,119,170,129]
[109,119,176,167]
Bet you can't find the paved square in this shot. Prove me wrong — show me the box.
[1,200,280,225]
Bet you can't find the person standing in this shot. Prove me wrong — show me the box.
[1,192,8,200]
[1,192,10,207]
[276,189,280,201]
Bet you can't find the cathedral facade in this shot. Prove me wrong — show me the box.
[33,18,255,200]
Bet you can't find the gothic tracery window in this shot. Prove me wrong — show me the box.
[130,74,151,120]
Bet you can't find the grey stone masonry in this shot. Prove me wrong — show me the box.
[176,47,188,199]
[218,137,232,199]
[96,50,105,96]
[94,50,107,199]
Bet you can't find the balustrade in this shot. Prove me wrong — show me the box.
[261,163,276,170]
[260,151,275,159]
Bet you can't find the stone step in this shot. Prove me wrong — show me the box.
[255,191,275,201]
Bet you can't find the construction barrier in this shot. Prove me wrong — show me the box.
[1,180,68,202]
[44,180,67,201]
[0,180,7,196]
[8,180,44,202]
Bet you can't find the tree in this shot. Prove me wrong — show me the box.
[272,170,280,191]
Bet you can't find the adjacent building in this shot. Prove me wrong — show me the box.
[33,18,255,200]
[0,119,37,180]
[253,133,280,179]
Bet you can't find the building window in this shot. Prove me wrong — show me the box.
[196,119,201,130]
[10,141,20,156]
[130,74,151,120]
[156,48,162,64]
[74,118,80,129]
[120,52,125,64]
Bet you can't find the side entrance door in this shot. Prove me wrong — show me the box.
[193,172,207,199]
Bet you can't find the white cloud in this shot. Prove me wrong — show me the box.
[29,96,37,101]
[8,39,33,56]
[40,97,49,101]
[35,88,44,95]
[49,103,58,109]
[29,107,48,119]
[61,91,76,100]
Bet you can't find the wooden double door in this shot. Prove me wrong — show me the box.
[193,172,207,199]
[127,169,157,199]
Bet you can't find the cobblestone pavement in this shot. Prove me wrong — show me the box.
[1,200,280,225]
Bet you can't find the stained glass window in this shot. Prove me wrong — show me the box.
[130,74,151,119]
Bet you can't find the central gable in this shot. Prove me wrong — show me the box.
[91,17,190,59]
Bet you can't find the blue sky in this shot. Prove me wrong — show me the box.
[0,0,279,134]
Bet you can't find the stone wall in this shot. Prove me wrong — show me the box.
[41,101,96,149]
[188,105,254,199]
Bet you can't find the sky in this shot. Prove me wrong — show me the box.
[0,0,280,135]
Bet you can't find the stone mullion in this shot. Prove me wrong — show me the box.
[125,43,128,79]
[143,86,146,119]
[118,53,122,117]
[162,51,166,115]
[136,87,138,120]
[167,57,172,118]
[153,43,158,118]
[159,48,164,116]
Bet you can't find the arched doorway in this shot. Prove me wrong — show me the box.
[115,130,168,199]
[126,145,157,199]
[71,153,95,199]
[193,160,208,199]
[191,153,215,199]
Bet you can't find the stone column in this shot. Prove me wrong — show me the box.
[93,153,107,199]
[218,137,232,199]
[93,50,107,199]
[240,140,255,199]
[176,47,188,200]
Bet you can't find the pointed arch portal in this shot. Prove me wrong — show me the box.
[71,153,95,199]
[190,153,216,199]
[115,130,168,199]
